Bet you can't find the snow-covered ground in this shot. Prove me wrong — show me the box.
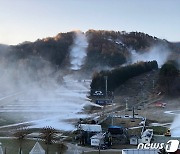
[0,77,96,131]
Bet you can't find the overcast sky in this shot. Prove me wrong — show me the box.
[0,0,180,45]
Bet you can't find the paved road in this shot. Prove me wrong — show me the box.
[65,143,93,154]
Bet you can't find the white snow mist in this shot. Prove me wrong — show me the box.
[70,31,88,70]
[0,50,92,131]
[170,115,180,137]
[130,45,170,67]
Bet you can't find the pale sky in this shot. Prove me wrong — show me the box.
[0,0,180,45]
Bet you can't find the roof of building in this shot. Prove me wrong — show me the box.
[122,149,158,154]
[108,125,123,129]
[91,133,104,139]
[79,124,102,132]
[130,135,140,139]
[29,142,45,154]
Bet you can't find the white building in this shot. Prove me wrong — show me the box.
[90,133,105,146]
[29,142,45,154]
[122,149,158,154]
[130,135,139,145]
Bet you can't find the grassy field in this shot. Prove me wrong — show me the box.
[0,138,66,154]
[148,126,168,135]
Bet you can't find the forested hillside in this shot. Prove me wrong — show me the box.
[1,30,179,71]
[90,61,158,93]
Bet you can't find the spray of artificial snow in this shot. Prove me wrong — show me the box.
[0,43,93,131]
[70,31,88,70]
[170,115,180,137]
[130,45,170,67]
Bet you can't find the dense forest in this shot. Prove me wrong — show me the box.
[90,61,158,93]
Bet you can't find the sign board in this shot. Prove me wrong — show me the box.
[96,99,113,105]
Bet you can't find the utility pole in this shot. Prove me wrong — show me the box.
[111,114,114,126]
[133,107,134,119]
[104,76,108,97]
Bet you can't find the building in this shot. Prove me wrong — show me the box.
[108,126,128,144]
[108,126,124,135]
[90,133,105,147]
[130,135,139,145]
[79,124,102,132]
[122,149,158,154]
[78,124,102,145]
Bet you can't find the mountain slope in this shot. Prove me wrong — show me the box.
[1,30,179,72]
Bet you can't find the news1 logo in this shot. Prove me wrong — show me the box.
[165,140,179,152]
[137,140,179,152]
